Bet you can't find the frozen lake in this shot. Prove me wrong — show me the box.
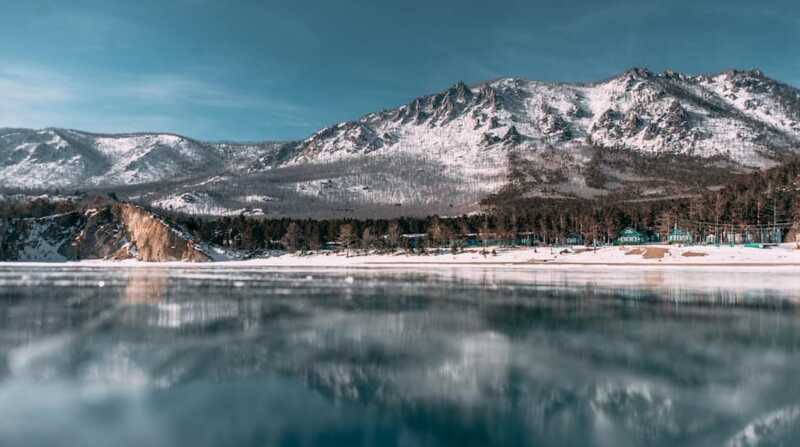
[1,266,800,446]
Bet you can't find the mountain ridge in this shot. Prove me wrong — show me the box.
[2,68,800,217]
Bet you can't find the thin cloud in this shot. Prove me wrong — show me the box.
[0,60,310,139]
[124,74,259,109]
[0,64,74,104]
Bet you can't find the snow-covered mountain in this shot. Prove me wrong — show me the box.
[0,128,285,189]
[280,68,800,200]
[2,68,799,215]
[291,68,800,164]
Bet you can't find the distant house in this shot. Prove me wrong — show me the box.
[459,232,513,247]
[667,226,692,244]
[757,227,784,244]
[461,233,482,247]
[517,232,537,247]
[614,227,646,245]
[322,241,343,251]
[565,232,584,246]
[401,233,428,249]
[725,231,745,245]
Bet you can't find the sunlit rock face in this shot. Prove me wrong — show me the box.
[111,203,209,262]
[0,203,210,262]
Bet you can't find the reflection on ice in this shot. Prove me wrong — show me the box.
[434,332,510,403]
[727,405,800,447]
[7,333,75,379]
[1,266,800,446]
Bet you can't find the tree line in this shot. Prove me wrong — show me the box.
[483,156,800,243]
[166,156,800,251]
[5,157,800,250]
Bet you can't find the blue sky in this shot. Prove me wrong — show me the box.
[1,0,798,141]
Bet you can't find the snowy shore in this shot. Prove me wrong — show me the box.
[227,244,800,268]
[6,244,800,269]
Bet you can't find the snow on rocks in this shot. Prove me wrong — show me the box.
[2,68,800,210]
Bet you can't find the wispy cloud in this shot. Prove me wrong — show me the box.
[118,73,315,132]
[0,64,74,104]
[124,74,260,108]
[0,60,310,138]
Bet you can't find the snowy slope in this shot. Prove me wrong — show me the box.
[2,68,799,214]
[287,69,800,168]
[0,128,285,189]
[247,68,798,203]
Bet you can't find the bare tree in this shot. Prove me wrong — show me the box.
[338,223,358,256]
[427,216,451,248]
[387,221,401,249]
[478,220,493,252]
[361,226,376,250]
[281,222,303,253]
[655,209,676,241]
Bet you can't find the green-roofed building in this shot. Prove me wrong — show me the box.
[565,232,584,246]
[614,227,646,245]
[667,226,692,244]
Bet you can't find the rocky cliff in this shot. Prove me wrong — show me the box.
[112,203,209,262]
[0,203,211,262]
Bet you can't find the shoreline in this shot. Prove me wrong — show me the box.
[4,260,800,270]
[367,260,800,267]
[3,244,800,270]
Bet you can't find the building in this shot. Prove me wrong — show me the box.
[565,232,584,245]
[461,233,482,247]
[322,241,343,251]
[518,232,537,247]
[667,226,692,244]
[614,227,646,245]
[401,233,428,249]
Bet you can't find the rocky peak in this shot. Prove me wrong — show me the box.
[723,68,766,79]
[622,67,654,79]
[435,81,475,123]
[446,81,473,102]
[617,68,655,89]
[662,69,687,81]
[474,84,500,109]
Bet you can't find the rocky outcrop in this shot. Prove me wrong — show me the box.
[0,203,211,262]
[0,212,85,261]
[111,203,210,262]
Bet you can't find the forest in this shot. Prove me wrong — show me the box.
[159,157,800,250]
[3,158,800,252]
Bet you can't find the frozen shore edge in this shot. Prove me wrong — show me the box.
[4,245,800,270]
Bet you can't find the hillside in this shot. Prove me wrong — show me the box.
[0,202,211,262]
[0,128,286,189]
[2,68,799,217]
